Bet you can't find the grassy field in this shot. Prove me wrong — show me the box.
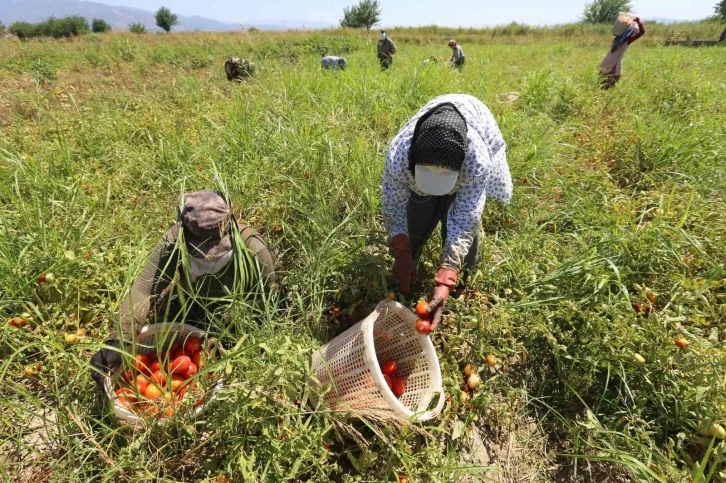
[0,25,725,482]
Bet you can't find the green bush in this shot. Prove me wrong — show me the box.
[129,23,147,34]
[10,16,90,40]
[9,21,37,40]
[0,22,6,35]
[91,18,112,34]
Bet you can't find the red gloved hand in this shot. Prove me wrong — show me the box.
[391,234,416,294]
[426,268,457,331]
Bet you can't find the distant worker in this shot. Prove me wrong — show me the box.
[225,57,256,81]
[321,56,348,70]
[90,191,278,387]
[448,39,465,69]
[377,30,397,70]
[382,94,513,331]
[599,14,645,89]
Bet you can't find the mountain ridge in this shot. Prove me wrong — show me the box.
[0,0,331,31]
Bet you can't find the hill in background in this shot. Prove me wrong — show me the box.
[0,0,332,32]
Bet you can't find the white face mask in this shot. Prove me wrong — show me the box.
[189,249,233,280]
[380,33,386,40]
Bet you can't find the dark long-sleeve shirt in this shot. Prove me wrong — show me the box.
[627,19,645,44]
[113,221,277,341]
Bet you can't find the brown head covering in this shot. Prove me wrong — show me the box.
[180,191,233,259]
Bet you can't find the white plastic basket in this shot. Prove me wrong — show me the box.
[103,323,223,425]
[311,300,446,421]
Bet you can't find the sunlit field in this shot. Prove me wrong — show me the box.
[1,24,725,482]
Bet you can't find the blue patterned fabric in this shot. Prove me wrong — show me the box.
[611,25,639,53]
[382,94,513,271]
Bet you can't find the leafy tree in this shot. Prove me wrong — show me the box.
[0,22,6,35]
[582,0,632,24]
[715,0,726,21]
[129,23,147,34]
[92,18,112,33]
[10,21,36,40]
[340,0,382,32]
[155,6,178,33]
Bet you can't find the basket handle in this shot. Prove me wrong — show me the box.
[417,389,447,421]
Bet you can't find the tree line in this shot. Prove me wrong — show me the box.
[3,6,179,40]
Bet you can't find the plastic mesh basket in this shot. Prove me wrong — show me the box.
[311,300,446,421]
[103,323,223,425]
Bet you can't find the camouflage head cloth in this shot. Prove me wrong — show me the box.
[225,57,256,81]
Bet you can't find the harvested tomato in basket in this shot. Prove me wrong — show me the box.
[112,334,217,419]
[377,358,407,398]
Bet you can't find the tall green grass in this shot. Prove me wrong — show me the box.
[0,29,724,481]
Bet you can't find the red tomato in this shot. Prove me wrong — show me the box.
[169,342,181,354]
[170,375,186,393]
[116,396,131,409]
[414,301,429,318]
[163,407,175,418]
[136,354,150,373]
[149,361,161,373]
[115,387,135,401]
[380,360,399,376]
[184,336,202,353]
[144,384,163,400]
[191,350,204,369]
[135,374,149,394]
[415,319,431,335]
[185,362,198,378]
[150,370,167,386]
[391,377,406,397]
[675,337,689,349]
[123,369,134,382]
[170,356,191,375]
[146,352,158,364]
[383,374,393,390]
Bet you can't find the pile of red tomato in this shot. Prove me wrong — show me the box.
[113,335,212,417]
[380,359,407,397]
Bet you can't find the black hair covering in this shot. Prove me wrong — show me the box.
[408,103,468,173]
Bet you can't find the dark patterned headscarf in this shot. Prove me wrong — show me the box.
[408,103,468,173]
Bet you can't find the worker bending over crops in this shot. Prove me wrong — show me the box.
[599,15,645,89]
[321,55,348,70]
[382,94,512,330]
[448,39,465,69]
[90,191,278,386]
[377,30,397,70]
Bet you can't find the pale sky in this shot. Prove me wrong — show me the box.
[94,0,716,27]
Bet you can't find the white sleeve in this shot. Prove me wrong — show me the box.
[382,141,411,239]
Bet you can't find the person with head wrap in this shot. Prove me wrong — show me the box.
[89,191,278,387]
[448,39,465,69]
[599,16,645,89]
[321,55,348,70]
[382,94,512,331]
[377,30,397,70]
